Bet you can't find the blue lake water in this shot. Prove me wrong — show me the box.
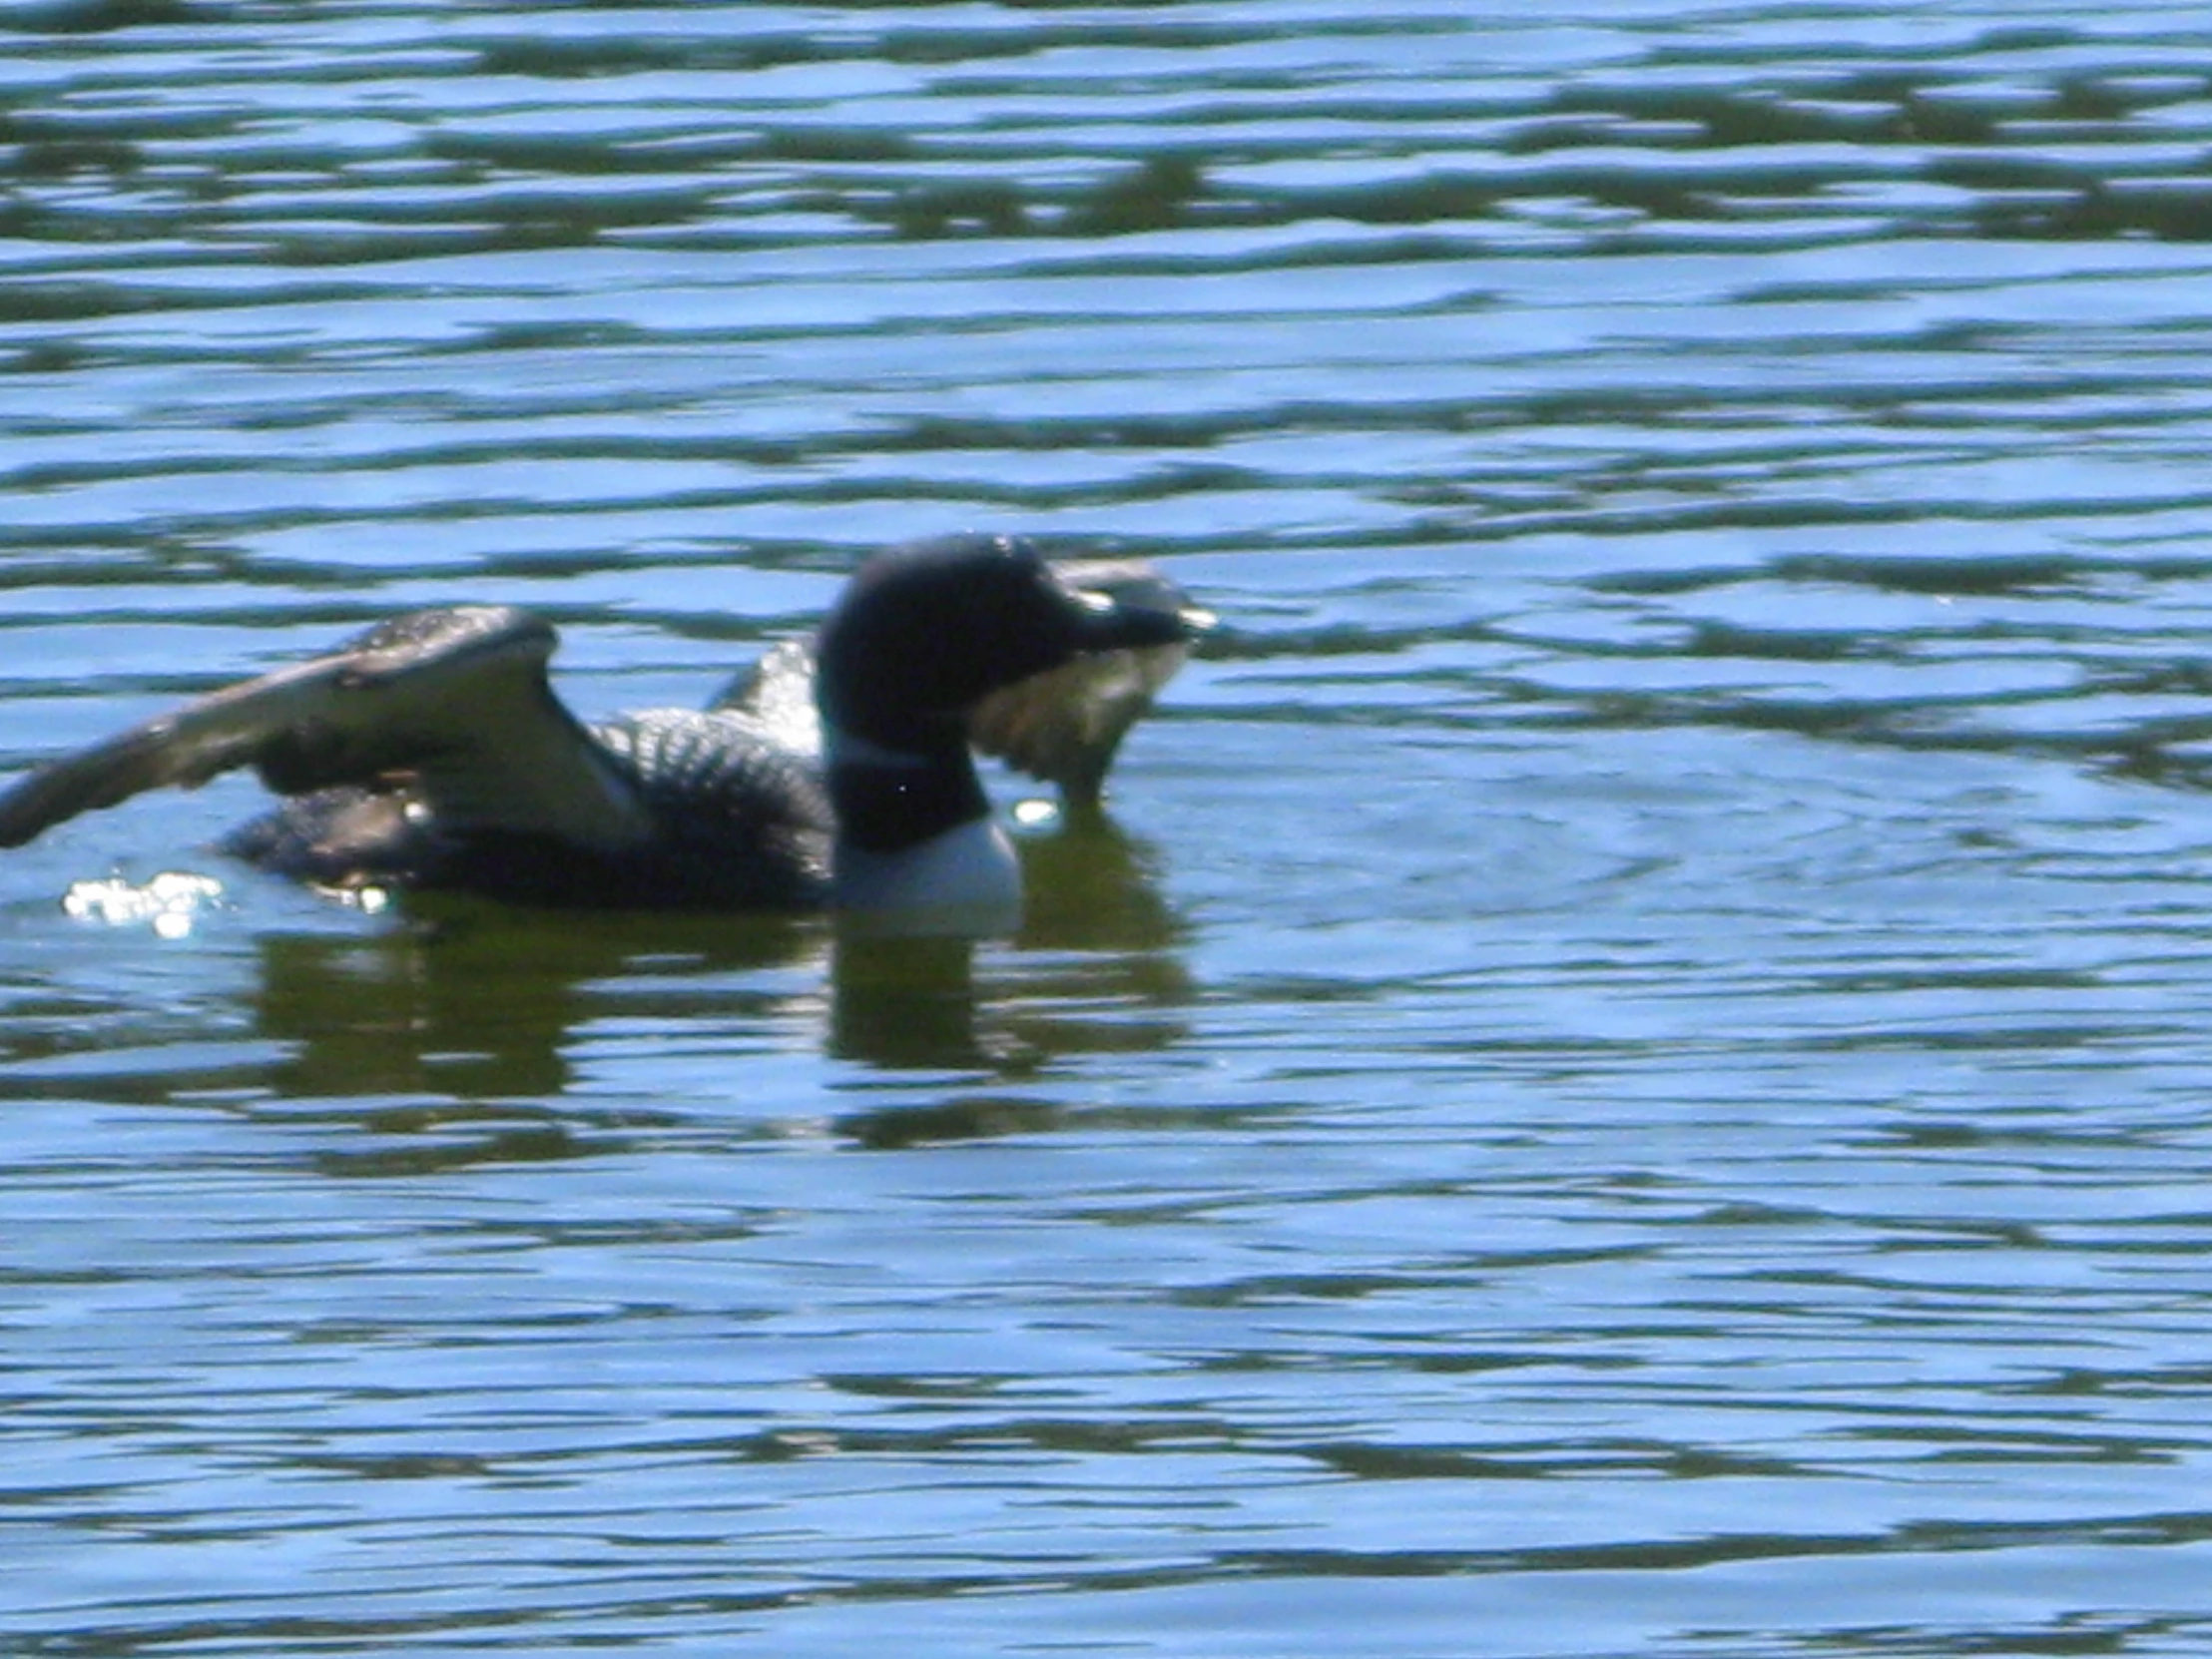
[9,2,2212,1654]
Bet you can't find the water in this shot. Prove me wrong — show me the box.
[8,2,2212,1653]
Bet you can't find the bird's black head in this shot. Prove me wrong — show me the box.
[815,534,1197,748]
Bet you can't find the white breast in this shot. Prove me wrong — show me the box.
[831,817,1022,935]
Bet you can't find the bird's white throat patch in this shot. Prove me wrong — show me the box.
[832,815,1020,933]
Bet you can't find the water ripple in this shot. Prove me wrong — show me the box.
[11,4,2212,1657]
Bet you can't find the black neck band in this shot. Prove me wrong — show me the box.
[828,739,989,854]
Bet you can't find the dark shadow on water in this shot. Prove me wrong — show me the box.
[1017,805,1187,955]
[828,931,992,1073]
[829,813,1195,1147]
[254,903,822,1107]
[240,810,1193,1155]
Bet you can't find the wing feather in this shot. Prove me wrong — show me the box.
[0,607,647,851]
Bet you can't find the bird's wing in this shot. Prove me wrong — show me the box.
[965,559,1204,808]
[708,637,823,759]
[0,606,648,851]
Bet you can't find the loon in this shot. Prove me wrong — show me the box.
[0,535,1210,926]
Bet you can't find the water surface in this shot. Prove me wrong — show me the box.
[8,3,2212,1654]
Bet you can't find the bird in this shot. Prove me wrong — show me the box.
[0,534,1211,927]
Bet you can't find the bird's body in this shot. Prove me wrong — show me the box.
[218,698,837,909]
[0,536,1208,929]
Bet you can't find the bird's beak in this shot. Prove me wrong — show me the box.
[1066,585,1216,652]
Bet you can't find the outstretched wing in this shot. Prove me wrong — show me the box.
[0,607,648,852]
[965,559,1206,808]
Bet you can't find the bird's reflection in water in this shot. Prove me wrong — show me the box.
[829,810,1193,1145]
[254,905,818,1102]
[252,905,822,1175]
[827,931,996,1072]
[1011,805,1192,1044]
[244,808,1192,1156]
